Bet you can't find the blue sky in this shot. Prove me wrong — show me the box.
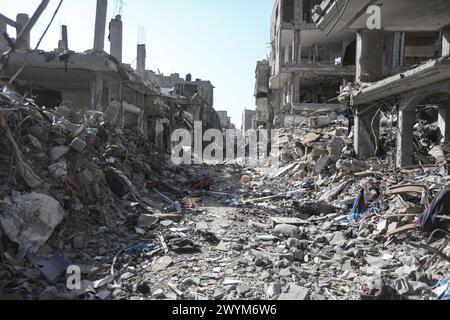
[2,0,274,126]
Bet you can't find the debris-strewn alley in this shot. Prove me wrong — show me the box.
[1,89,449,301]
[1,0,450,302]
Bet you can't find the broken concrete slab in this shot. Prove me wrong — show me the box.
[0,193,66,253]
[49,146,70,162]
[278,285,310,300]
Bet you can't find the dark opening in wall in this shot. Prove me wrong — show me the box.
[343,40,356,66]
[283,0,295,23]
[32,90,62,109]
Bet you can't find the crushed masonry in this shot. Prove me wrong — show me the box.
[0,0,450,302]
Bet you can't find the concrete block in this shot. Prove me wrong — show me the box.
[70,137,87,152]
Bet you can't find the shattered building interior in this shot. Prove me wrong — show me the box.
[1,0,450,303]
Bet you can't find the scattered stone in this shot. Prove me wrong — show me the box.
[266,283,282,298]
[216,241,228,252]
[72,235,84,249]
[279,268,292,277]
[237,284,251,296]
[70,137,87,152]
[160,220,174,227]
[278,285,310,301]
[151,289,165,299]
[213,289,225,300]
[329,231,346,246]
[272,224,299,238]
[152,256,173,272]
[120,272,134,280]
[49,146,70,162]
[137,214,159,228]
[48,161,67,179]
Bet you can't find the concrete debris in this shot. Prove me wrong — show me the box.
[0,193,67,253]
[278,285,310,301]
[1,0,450,302]
[49,146,70,162]
[0,92,448,301]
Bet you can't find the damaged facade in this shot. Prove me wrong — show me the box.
[151,72,222,133]
[255,0,356,130]
[257,0,450,169]
[314,0,450,169]
[0,0,223,155]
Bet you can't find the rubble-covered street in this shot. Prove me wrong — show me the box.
[1,88,449,301]
[1,0,450,303]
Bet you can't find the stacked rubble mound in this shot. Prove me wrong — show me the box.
[231,118,450,300]
[0,86,449,301]
[0,86,199,300]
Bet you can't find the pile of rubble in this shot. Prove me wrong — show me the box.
[229,117,450,300]
[0,86,204,300]
[0,85,449,301]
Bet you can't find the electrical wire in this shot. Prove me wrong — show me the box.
[371,105,385,155]
[325,0,349,36]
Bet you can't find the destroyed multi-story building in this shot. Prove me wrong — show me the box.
[151,72,222,133]
[255,0,357,129]
[241,109,256,135]
[256,0,450,168]
[314,0,450,168]
[216,111,233,130]
[0,0,222,155]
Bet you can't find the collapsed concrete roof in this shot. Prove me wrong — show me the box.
[351,56,450,105]
[315,0,450,33]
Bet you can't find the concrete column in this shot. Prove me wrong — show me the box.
[391,32,402,68]
[62,25,68,49]
[354,106,381,157]
[288,79,293,105]
[94,73,104,111]
[395,95,424,168]
[283,46,288,64]
[109,15,123,63]
[58,25,68,50]
[396,108,415,168]
[288,45,293,63]
[136,44,146,78]
[94,0,108,51]
[16,13,30,51]
[292,30,301,64]
[0,21,7,53]
[294,0,303,24]
[292,74,301,104]
[438,107,450,142]
[442,25,450,56]
[356,30,384,83]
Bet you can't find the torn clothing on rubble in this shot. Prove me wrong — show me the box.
[419,186,450,233]
[342,189,366,224]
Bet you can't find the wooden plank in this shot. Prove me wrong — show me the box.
[386,185,425,195]
[386,223,419,236]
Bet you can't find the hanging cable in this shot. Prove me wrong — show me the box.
[325,0,349,36]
